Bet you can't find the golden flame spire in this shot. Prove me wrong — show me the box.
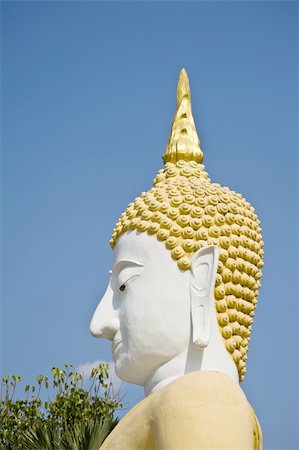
[162,68,203,164]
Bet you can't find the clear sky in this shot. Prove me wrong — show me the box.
[1,2,298,449]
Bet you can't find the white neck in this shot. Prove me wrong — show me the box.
[144,307,239,396]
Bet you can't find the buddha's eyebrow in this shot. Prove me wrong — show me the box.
[112,259,144,275]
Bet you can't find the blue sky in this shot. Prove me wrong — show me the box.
[1,2,298,448]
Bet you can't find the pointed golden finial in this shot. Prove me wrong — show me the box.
[162,68,203,164]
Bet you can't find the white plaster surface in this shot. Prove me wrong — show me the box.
[90,231,238,395]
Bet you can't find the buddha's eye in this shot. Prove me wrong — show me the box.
[118,274,139,294]
[119,284,126,292]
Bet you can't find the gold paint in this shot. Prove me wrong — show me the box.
[171,246,185,260]
[182,226,194,239]
[215,273,222,287]
[178,256,191,270]
[216,299,227,312]
[110,69,263,381]
[165,236,178,249]
[100,372,262,450]
[162,68,203,165]
[157,229,170,241]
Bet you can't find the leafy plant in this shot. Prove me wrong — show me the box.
[0,363,121,450]
[23,418,113,450]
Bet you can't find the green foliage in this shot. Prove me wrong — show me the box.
[0,363,121,450]
[23,418,113,450]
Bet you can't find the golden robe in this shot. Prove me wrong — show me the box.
[101,371,262,450]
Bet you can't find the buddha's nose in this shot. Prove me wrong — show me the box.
[90,282,119,340]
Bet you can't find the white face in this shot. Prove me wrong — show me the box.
[90,231,191,386]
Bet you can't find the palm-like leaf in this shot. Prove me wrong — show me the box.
[63,417,113,450]
[22,417,114,450]
[23,424,62,449]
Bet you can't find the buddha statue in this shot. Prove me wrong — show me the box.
[90,69,264,449]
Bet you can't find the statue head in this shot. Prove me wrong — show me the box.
[90,69,263,390]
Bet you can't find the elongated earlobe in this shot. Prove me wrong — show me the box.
[190,246,219,348]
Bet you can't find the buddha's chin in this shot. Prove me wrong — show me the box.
[114,354,151,386]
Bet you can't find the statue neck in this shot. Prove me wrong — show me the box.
[144,309,239,396]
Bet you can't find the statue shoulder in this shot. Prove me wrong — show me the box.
[150,371,260,450]
[153,370,249,407]
[101,371,262,450]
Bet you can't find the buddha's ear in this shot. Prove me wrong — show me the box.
[190,245,219,349]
